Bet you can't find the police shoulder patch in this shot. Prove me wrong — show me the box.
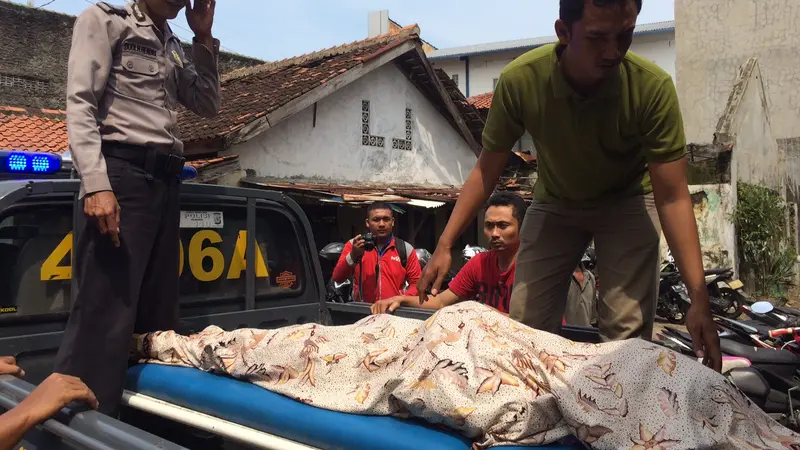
[96,2,128,17]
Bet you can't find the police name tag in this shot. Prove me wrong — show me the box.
[180,211,224,229]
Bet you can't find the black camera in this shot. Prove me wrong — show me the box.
[363,232,376,251]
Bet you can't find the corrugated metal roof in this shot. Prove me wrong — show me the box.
[428,20,675,61]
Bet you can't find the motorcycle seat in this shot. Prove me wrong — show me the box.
[704,268,732,276]
[726,367,770,406]
[720,339,800,364]
[667,329,800,365]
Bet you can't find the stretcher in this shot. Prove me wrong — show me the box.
[124,364,585,450]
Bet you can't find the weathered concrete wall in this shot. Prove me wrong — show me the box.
[715,60,786,192]
[659,184,737,271]
[231,63,477,186]
[780,138,800,203]
[0,0,262,110]
[676,0,800,143]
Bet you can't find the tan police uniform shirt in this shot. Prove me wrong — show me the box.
[66,1,221,198]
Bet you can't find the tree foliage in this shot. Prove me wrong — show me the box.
[731,183,796,297]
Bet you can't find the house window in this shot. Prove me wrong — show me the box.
[492,78,499,91]
[451,74,459,87]
[0,74,49,94]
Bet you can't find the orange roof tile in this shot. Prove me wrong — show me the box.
[0,107,68,153]
[466,92,493,110]
[177,25,482,145]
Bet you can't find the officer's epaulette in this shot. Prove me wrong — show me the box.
[95,2,128,17]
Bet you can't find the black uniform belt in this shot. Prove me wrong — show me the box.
[101,143,185,178]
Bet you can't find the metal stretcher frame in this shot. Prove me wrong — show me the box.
[122,390,319,450]
[0,375,188,450]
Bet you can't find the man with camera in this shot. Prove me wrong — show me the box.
[332,203,422,303]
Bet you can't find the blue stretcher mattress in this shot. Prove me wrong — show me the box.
[126,364,583,450]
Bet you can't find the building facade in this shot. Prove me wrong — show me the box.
[425,21,675,98]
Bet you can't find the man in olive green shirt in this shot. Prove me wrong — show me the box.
[418,0,722,372]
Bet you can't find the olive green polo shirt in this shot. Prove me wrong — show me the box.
[483,43,687,205]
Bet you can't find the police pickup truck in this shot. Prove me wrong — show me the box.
[0,151,596,450]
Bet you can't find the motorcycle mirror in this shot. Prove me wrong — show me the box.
[750,301,774,315]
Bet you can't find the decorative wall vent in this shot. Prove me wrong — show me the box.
[0,74,49,94]
[360,100,385,148]
[392,108,413,151]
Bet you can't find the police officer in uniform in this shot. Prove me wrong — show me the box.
[56,0,220,416]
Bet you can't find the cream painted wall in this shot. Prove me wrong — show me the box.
[229,64,477,186]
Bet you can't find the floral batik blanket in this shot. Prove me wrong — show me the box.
[133,301,800,449]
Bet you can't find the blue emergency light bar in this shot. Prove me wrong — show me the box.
[181,164,198,181]
[0,150,62,175]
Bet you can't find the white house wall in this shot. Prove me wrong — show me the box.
[432,32,676,97]
[434,59,466,94]
[631,33,676,81]
[231,64,477,186]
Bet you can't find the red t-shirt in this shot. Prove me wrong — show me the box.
[448,251,515,313]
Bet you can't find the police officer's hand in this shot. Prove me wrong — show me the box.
[85,191,121,247]
[0,356,24,378]
[417,245,452,305]
[16,373,98,425]
[186,0,216,40]
[350,234,366,262]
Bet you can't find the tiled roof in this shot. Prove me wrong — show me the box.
[177,25,485,153]
[0,105,236,173]
[0,106,68,153]
[178,26,421,143]
[467,92,493,110]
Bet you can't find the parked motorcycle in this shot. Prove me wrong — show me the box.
[656,270,691,324]
[658,249,747,320]
[656,320,800,430]
[319,242,353,303]
[462,244,487,262]
[741,301,800,329]
[705,267,748,318]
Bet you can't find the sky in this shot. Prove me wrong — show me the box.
[15,0,675,61]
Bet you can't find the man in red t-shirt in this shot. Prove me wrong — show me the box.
[333,202,422,303]
[370,192,525,315]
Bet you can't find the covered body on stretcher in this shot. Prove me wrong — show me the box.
[123,363,583,450]
[126,301,800,450]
